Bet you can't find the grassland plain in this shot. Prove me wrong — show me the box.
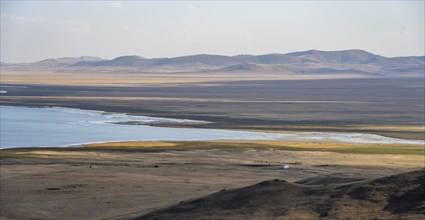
[1,142,424,220]
[83,140,425,155]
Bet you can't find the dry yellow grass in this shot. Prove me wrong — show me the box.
[0,69,360,86]
[85,140,425,155]
[349,125,425,132]
[86,141,177,149]
[0,95,368,104]
[1,70,211,86]
[251,140,424,154]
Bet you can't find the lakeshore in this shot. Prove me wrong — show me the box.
[1,70,424,219]
[1,105,423,149]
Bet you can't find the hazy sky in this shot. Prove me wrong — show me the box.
[1,1,424,63]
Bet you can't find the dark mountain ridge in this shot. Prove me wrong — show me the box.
[136,169,425,220]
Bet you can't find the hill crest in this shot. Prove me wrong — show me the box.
[2,49,424,77]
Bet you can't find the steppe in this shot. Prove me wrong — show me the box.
[1,50,424,219]
[1,143,424,220]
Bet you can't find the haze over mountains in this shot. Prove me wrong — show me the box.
[2,49,424,77]
[0,56,104,68]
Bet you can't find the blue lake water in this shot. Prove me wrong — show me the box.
[0,105,283,149]
[0,105,423,149]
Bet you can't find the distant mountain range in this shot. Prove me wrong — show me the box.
[2,50,424,77]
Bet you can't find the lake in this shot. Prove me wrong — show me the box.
[0,105,423,149]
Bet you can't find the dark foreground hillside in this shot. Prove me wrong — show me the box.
[137,169,425,220]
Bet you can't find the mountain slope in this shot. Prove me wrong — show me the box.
[151,54,236,67]
[69,50,424,76]
[286,49,384,64]
[136,169,425,220]
[72,55,145,67]
[211,62,270,73]
[4,50,424,77]
[33,56,104,67]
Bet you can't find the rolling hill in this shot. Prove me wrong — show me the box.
[2,50,424,77]
[136,169,425,220]
[32,56,104,67]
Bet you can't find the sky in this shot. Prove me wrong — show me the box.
[1,1,424,63]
